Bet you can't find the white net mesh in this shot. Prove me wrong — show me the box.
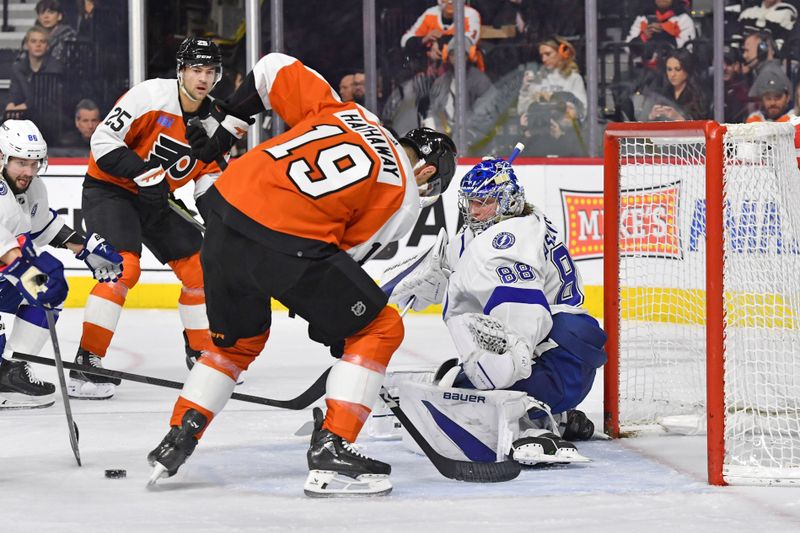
[614,122,800,485]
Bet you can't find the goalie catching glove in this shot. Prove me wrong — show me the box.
[75,233,123,282]
[381,227,449,312]
[446,313,533,390]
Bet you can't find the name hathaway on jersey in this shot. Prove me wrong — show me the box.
[335,111,401,185]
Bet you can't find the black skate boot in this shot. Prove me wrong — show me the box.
[511,429,589,466]
[561,409,595,441]
[147,409,208,485]
[0,358,55,409]
[68,348,119,399]
[304,407,392,497]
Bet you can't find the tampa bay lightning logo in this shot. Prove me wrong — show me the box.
[0,180,6,195]
[492,232,515,250]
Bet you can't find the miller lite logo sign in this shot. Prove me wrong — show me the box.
[562,182,681,260]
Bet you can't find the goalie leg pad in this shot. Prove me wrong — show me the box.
[398,380,529,462]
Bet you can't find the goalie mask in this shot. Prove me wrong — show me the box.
[399,127,457,198]
[459,158,525,233]
[176,37,223,89]
[0,119,48,189]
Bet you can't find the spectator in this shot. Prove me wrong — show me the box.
[648,48,708,120]
[746,62,792,121]
[6,27,63,114]
[738,1,797,50]
[35,0,77,63]
[353,71,365,104]
[339,74,355,101]
[741,30,778,77]
[626,0,696,65]
[724,47,750,123]
[59,98,100,151]
[517,37,587,121]
[422,42,493,134]
[76,0,96,41]
[400,0,482,73]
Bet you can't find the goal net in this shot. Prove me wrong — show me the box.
[604,121,800,486]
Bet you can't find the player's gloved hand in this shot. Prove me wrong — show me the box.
[134,164,171,226]
[189,104,252,164]
[383,227,449,312]
[2,247,68,309]
[75,233,124,282]
[308,323,345,359]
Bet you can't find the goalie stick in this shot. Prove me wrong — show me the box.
[45,310,82,466]
[13,352,329,411]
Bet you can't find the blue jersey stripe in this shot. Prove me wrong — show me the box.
[483,286,550,315]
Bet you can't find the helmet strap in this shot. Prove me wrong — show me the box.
[177,71,200,103]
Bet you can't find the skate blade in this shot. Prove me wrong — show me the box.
[303,470,392,497]
[147,463,169,487]
[68,379,115,400]
[0,393,55,410]
[514,450,591,466]
[294,420,314,437]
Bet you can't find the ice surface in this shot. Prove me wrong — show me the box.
[2,310,799,532]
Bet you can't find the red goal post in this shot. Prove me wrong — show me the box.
[603,120,800,486]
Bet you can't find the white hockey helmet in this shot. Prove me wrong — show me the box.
[0,119,48,174]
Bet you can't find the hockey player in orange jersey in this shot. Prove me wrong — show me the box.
[147,53,457,496]
[69,37,250,400]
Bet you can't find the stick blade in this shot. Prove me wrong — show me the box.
[437,458,522,483]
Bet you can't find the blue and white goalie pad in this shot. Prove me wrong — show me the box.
[397,380,530,462]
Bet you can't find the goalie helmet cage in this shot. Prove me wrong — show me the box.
[603,120,800,487]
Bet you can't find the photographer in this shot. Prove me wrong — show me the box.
[520,91,587,157]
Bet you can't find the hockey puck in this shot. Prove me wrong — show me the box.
[105,469,127,479]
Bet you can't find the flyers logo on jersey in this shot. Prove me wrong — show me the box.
[148,134,196,180]
[562,184,680,260]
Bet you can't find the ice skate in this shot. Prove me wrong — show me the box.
[68,348,118,400]
[0,358,55,409]
[511,428,590,466]
[147,409,208,486]
[304,407,392,497]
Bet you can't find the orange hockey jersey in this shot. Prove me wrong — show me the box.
[400,5,481,48]
[209,53,420,263]
[87,78,222,196]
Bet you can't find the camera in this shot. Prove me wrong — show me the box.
[525,99,567,130]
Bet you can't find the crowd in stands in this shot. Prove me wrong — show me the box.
[7,1,800,159]
[1,0,127,155]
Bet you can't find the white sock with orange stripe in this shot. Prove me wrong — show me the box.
[324,353,387,442]
[81,281,129,356]
[170,357,236,437]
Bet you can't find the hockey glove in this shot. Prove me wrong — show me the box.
[189,104,252,164]
[134,164,171,226]
[75,233,124,282]
[382,227,449,312]
[447,313,533,390]
[2,249,68,309]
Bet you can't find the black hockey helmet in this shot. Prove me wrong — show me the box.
[399,127,457,197]
[176,37,222,84]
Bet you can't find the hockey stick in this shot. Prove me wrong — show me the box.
[168,198,206,233]
[14,352,329,411]
[44,310,82,466]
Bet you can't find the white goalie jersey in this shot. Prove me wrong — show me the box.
[0,176,65,259]
[443,207,587,351]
